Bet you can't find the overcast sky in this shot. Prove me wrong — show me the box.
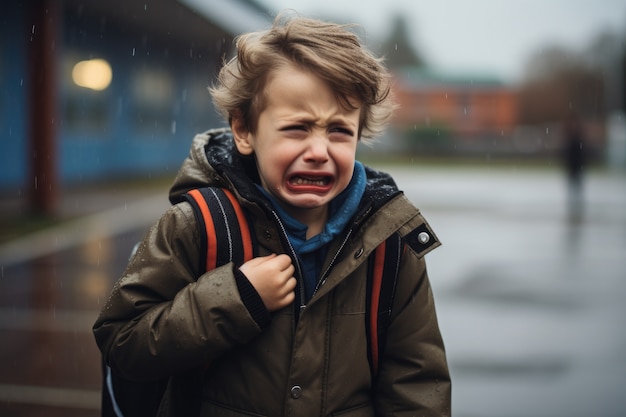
[261,0,626,84]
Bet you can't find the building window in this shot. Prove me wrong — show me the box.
[65,93,110,133]
[131,68,174,135]
[457,92,471,118]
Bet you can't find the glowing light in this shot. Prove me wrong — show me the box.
[72,59,112,91]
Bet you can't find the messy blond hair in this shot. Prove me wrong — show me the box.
[210,13,395,140]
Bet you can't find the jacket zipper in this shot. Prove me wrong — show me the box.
[267,209,307,312]
[310,202,376,299]
[311,228,354,299]
[267,199,376,311]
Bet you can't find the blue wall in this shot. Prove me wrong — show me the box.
[0,2,226,189]
[0,3,29,188]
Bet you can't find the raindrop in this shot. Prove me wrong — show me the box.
[394,43,398,51]
[132,47,136,57]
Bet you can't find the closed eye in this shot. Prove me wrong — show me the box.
[281,124,307,132]
[329,127,355,136]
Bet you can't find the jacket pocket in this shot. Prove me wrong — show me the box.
[200,400,266,417]
[331,402,375,417]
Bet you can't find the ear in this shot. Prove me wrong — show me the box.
[231,116,254,155]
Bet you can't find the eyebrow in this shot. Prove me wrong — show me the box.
[282,112,358,127]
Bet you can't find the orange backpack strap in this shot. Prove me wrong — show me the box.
[104,187,255,417]
[185,187,256,271]
[366,233,403,378]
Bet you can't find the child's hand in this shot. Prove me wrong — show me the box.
[239,254,296,312]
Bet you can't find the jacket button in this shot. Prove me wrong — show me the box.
[418,231,430,244]
[263,230,272,240]
[290,385,302,399]
[354,247,364,259]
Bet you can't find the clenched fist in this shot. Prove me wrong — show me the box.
[239,254,297,312]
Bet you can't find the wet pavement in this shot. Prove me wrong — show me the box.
[395,165,626,417]
[0,164,625,416]
[0,187,169,417]
[0,231,143,417]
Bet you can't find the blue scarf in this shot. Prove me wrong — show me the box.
[257,161,367,300]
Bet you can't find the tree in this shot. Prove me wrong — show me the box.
[378,14,425,69]
[584,29,624,114]
[518,45,605,125]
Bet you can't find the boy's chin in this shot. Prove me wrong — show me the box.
[282,194,332,210]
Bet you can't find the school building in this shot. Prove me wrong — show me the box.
[390,67,520,155]
[0,0,273,212]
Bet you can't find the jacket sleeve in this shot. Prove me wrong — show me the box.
[374,247,452,416]
[93,202,265,381]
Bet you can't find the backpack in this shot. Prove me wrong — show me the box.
[101,186,401,417]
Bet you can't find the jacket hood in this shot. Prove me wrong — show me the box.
[169,129,402,217]
[169,129,256,203]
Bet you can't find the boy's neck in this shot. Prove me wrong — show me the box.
[288,205,329,239]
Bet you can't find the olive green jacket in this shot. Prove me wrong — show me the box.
[93,129,451,416]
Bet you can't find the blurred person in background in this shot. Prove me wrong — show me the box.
[562,112,588,221]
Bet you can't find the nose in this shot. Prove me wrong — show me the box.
[303,134,329,164]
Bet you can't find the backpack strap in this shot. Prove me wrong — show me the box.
[102,187,255,417]
[366,233,403,378]
[185,187,255,270]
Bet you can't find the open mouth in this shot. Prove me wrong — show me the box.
[290,176,329,186]
[287,174,333,192]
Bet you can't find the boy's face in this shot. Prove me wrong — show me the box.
[232,63,360,223]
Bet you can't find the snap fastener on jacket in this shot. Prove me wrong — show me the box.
[263,230,272,241]
[354,247,364,259]
[290,385,302,399]
[418,231,430,244]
